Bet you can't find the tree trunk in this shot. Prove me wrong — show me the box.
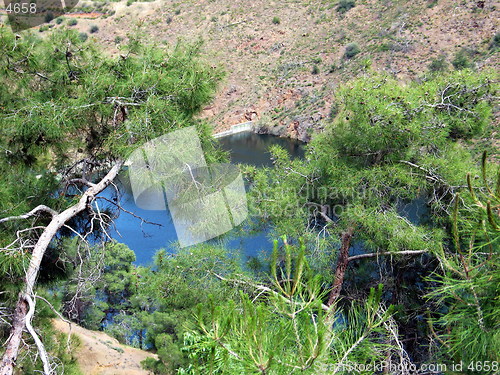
[327,227,354,306]
[0,161,123,375]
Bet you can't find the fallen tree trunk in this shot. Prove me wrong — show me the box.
[0,161,123,375]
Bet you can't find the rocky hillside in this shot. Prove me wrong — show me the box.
[3,0,498,140]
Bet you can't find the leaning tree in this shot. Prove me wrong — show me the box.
[0,27,222,374]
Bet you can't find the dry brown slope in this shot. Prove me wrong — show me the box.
[21,0,499,138]
[52,319,157,375]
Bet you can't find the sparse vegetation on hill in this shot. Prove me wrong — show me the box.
[2,0,496,138]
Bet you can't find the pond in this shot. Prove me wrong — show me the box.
[106,132,305,265]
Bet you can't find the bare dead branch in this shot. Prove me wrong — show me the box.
[0,206,58,224]
[24,294,51,375]
[95,196,163,227]
[0,161,124,375]
[347,250,428,262]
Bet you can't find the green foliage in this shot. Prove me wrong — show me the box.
[181,239,394,374]
[452,48,471,70]
[427,152,500,364]
[427,0,438,8]
[337,0,356,14]
[68,18,78,26]
[60,243,244,373]
[313,71,495,164]
[89,25,99,34]
[0,28,223,164]
[78,32,88,42]
[272,16,280,25]
[242,72,497,366]
[311,64,320,75]
[489,32,500,50]
[344,43,360,59]
[0,27,225,372]
[428,54,448,72]
[343,205,442,253]
[44,12,54,23]
[55,17,64,24]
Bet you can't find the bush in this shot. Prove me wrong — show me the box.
[337,0,356,14]
[166,16,172,24]
[44,12,54,23]
[344,43,360,59]
[67,19,78,26]
[55,17,64,25]
[114,36,123,44]
[126,0,133,6]
[428,55,448,72]
[174,8,181,15]
[427,0,438,8]
[89,25,99,34]
[78,32,88,42]
[38,25,49,32]
[272,16,280,25]
[490,32,500,50]
[452,49,470,70]
[311,65,320,75]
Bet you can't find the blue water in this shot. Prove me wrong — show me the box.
[104,132,304,265]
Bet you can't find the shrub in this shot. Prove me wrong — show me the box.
[89,25,99,34]
[55,17,64,25]
[427,0,438,8]
[166,16,172,24]
[272,16,280,25]
[67,19,78,26]
[452,49,470,70]
[490,32,500,50]
[126,0,133,5]
[311,65,320,75]
[312,57,322,64]
[38,25,49,32]
[44,12,54,23]
[428,54,447,72]
[344,43,360,59]
[174,8,181,15]
[114,36,123,44]
[78,32,88,42]
[337,0,355,14]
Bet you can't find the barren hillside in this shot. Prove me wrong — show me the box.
[52,319,157,375]
[2,0,498,139]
